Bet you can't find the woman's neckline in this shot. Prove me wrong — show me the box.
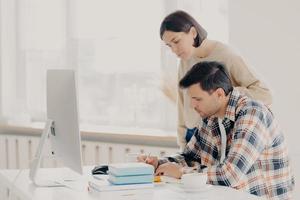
[193,39,221,59]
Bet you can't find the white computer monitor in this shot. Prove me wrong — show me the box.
[29,69,83,187]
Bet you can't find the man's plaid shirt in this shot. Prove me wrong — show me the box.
[159,89,294,199]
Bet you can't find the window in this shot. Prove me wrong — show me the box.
[0,0,228,134]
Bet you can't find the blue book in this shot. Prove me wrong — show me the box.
[108,174,154,185]
[108,162,154,176]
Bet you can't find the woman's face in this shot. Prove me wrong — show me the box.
[162,28,197,60]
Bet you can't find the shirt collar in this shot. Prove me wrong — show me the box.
[224,88,241,122]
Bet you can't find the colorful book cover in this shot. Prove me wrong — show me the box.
[108,174,153,185]
[108,162,154,176]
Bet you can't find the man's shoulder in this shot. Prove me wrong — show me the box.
[238,96,265,109]
[235,95,272,119]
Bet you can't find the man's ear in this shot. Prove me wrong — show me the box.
[215,88,225,98]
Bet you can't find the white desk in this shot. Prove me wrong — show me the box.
[0,167,263,200]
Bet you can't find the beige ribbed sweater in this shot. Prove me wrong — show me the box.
[177,41,272,150]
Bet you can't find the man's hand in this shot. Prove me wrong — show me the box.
[137,154,158,170]
[155,162,183,179]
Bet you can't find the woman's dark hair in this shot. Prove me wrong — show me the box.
[160,10,207,47]
[179,61,233,95]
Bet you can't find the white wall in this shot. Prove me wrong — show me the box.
[228,0,300,196]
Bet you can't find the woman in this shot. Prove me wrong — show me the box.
[160,10,272,150]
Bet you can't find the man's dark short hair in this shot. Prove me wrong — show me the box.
[179,61,233,95]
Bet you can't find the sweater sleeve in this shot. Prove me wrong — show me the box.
[177,61,188,150]
[228,55,273,106]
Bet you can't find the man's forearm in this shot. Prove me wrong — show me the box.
[157,153,201,170]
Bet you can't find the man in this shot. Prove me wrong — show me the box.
[139,61,294,199]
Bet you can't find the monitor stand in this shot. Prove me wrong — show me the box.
[29,119,64,187]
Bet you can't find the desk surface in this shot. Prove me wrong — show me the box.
[0,167,262,200]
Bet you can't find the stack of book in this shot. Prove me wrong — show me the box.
[88,162,155,192]
[108,162,154,184]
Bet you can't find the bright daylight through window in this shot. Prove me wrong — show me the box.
[0,0,228,135]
